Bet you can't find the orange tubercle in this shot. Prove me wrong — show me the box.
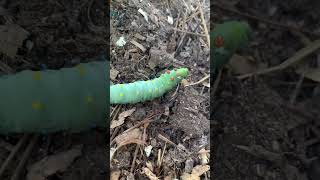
[166,70,171,74]
[170,77,174,81]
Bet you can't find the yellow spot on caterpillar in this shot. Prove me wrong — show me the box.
[76,65,86,76]
[32,101,44,110]
[33,72,41,80]
[86,96,93,103]
[119,84,124,88]
[155,88,158,91]
[119,93,124,97]
[146,81,150,84]
[149,89,152,93]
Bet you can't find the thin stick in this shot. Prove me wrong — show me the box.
[211,70,222,101]
[10,134,39,180]
[198,0,210,46]
[130,144,140,173]
[0,134,30,178]
[289,72,305,105]
[185,74,209,87]
[237,39,320,79]
[171,27,206,37]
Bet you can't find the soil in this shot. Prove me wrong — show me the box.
[0,0,107,180]
[212,1,320,180]
[110,0,210,179]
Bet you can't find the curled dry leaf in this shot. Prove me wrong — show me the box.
[111,108,136,129]
[144,167,159,180]
[198,148,210,165]
[111,170,121,180]
[114,128,142,146]
[180,165,210,180]
[146,161,154,172]
[110,68,119,81]
[27,145,83,180]
[229,54,257,75]
[180,173,200,180]
[191,165,210,176]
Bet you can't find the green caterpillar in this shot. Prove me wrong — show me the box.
[110,68,189,104]
[0,60,108,134]
[211,21,251,73]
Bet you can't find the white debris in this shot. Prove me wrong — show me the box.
[138,8,149,22]
[167,16,173,25]
[144,145,153,157]
[116,37,126,47]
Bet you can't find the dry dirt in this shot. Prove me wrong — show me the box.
[110,0,210,179]
[212,1,320,180]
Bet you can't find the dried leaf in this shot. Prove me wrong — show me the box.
[229,54,257,75]
[110,68,119,81]
[111,108,136,128]
[191,165,210,176]
[296,66,320,82]
[146,161,153,172]
[111,170,121,180]
[27,145,82,180]
[130,40,146,52]
[114,128,142,146]
[180,173,200,180]
[0,24,29,58]
[143,167,159,180]
[198,148,210,165]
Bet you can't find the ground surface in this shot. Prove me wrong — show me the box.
[110,0,210,179]
[212,1,320,180]
[0,0,107,180]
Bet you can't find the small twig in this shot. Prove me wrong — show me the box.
[10,134,39,180]
[130,144,140,173]
[157,134,177,147]
[237,39,320,79]
[185,74,209,87]
[0,61,14,74]
[171,27,207,37]
[198,0,210,47]
[290,71,305,105]
[0,134,30,179]
[211,70,222,101]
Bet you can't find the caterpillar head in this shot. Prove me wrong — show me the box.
[175,68,189,79]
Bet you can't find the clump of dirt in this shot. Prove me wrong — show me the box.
[110,0,210,179]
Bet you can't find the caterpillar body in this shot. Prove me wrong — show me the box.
[211,21,251,72]
[110,68,189,104]
[0,61,108,134]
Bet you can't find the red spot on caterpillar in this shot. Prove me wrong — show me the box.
[170,77,174,81]
[214,35,224,48]
[166,70,171,74]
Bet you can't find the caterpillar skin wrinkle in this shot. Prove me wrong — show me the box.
[0,61,108,134]
[110,68,189,104]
